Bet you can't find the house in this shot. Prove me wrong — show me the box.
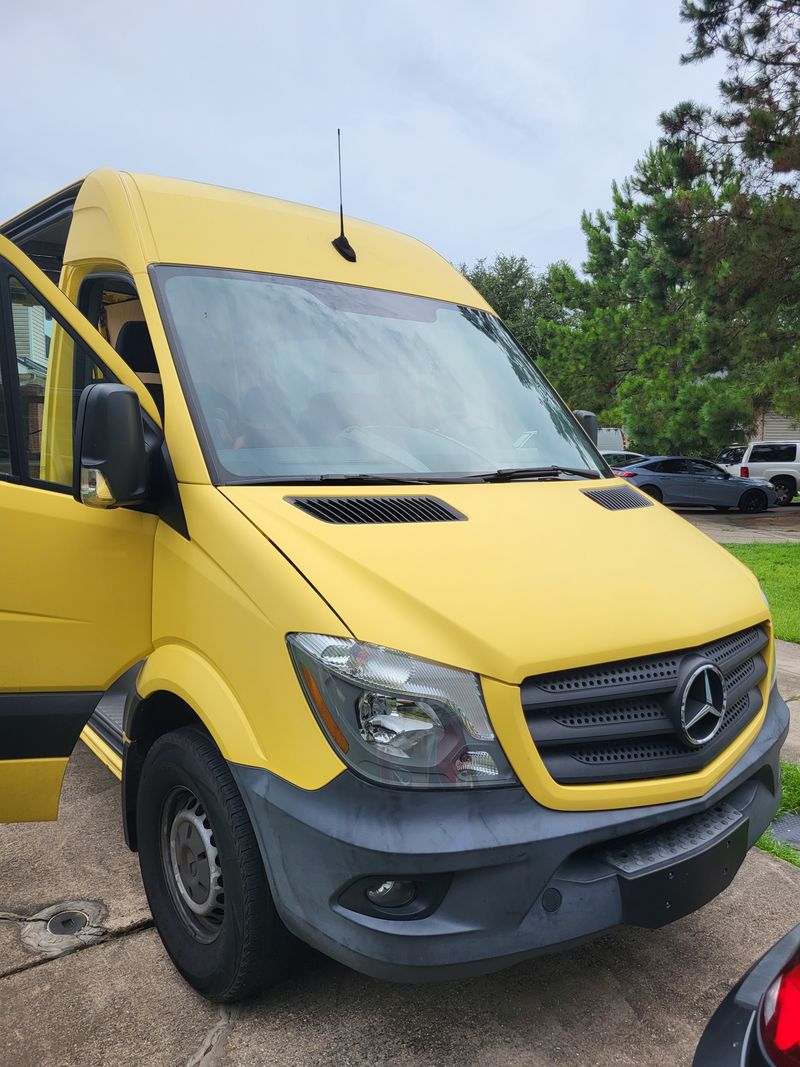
[754,411,800,441]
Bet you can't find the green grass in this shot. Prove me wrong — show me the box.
[723,543,800,643]
[758,760,800,868]
[725,544,800,863]
[758,834,800,865]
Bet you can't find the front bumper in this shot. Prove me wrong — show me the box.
[231,684,789,983]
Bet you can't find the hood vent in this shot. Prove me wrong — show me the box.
[286,495,467,525]
[581,485,652,511]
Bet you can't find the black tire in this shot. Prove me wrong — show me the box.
[739,489,767,514]
[639,484,662,503]
[136,727,293,1002]
[713,506,731,512]
[771,476,797,507]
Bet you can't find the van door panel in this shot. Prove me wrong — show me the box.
[0,234,157,821]
[0,759,71,822]
[0,692,102,757]
[0,480,155,691]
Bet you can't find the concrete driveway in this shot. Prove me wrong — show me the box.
[2,649,799,1067]
[679,503,800,543]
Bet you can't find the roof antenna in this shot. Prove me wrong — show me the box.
[332,128,357,262]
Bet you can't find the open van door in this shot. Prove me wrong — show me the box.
[0,234,161,821]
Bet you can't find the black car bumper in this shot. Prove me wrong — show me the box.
[693,921,800,1066]
[231,684,789,983]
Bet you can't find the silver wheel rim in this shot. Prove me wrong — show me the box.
[160,788,225,941]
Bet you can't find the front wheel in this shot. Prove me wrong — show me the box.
[739,489,768,514]
[136,727,293,1001]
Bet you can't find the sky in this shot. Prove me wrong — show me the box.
[1,0,726,270]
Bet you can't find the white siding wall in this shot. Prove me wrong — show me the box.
[759,412,800,440]
[11,303,49,370]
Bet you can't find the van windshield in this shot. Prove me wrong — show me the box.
[152,266,605,484]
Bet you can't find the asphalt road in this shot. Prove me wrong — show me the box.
[1,644,798,1067]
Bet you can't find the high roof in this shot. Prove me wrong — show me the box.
[5,169,491,310]
[1,180,84,280]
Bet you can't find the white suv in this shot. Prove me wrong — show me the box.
[716,441,800,506]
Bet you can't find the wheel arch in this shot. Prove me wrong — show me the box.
[122,644,264,850]
[770,473,797,499]
[738,487,769,513]
[637,482,663,502]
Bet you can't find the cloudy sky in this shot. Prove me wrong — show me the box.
[2,1,725,270]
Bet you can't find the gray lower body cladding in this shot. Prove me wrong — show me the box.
[230,684,789,983]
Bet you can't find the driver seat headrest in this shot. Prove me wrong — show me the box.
[114,320,163,414]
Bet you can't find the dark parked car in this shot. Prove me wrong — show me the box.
[617,456,778,512]
[694,922,800,1065]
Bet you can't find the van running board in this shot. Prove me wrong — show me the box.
[86,705,124,757]
[85,662,143,758]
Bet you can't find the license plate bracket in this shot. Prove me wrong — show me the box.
[615,818,749,929]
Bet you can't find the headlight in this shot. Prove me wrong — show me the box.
[287,634,517,789]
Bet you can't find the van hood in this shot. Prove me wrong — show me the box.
[222,482,766,684]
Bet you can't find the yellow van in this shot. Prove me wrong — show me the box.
[0,170,788,1001]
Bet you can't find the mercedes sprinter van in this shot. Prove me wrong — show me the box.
[0,170,788,1001]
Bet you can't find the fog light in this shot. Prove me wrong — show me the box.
[365,879,416,908]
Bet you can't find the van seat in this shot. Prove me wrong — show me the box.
[115,321,164,415]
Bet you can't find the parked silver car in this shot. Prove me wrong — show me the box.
[716,440,800,506]
[617,456,778,512]
[601,449,647,468]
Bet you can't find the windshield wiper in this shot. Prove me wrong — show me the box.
[232,467,603,487]
[237,473,439,486]
[480,465,603,482]
[316,473,433,485]
[315,473,517,485]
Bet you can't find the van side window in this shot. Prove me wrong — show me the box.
[8,275,107,488]
[78,277,163,416]
[0,345,11,476]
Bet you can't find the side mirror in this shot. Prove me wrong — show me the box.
[73,384,149,508]
[572,409,599,445]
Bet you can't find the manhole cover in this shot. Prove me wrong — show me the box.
[46,911,89,936]
[771,813,800,848]
[19,900,107,958]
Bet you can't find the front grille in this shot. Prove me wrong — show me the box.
[522,625,768,784]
